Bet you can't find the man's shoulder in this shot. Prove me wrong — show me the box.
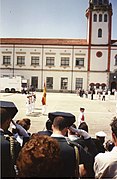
[95,150,116,163]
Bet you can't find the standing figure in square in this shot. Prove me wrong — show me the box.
[77,107,85,127]
[102,90,106,101]
[41,81,47,115]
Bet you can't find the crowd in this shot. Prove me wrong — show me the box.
[76,88,117,101]
[0,100,117,179]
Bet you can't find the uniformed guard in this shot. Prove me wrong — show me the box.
[77,107,85,127]
[0,101,20,178]
[26,94,32,115]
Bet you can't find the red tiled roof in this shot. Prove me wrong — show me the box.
[0,38,87,46]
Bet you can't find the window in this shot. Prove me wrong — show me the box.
[31,56,39,66]
[115,55,117,66]
[46,57,55,66]
[104,14,107,22]
[99,14,102,22]
[76,58,84,66]
[61,57,69,66]
[46,77,53,89]
[94,0,97,5]
[76,78,83,89]
[3,56,11,65]
[104,0,109,4]
[99,0,102,5]
[61,78,68,90]
[98,28,102,38]
[17,56,25,65]
[94,14,97,22]
[31,76,38,89]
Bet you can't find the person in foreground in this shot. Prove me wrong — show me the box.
[51,116,94,178]
[94,116,117,179]
[0,101,20,178]
[16,134,61,178]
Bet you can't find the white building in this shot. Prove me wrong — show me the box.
[0,0,117,92]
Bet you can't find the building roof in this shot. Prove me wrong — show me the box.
[0,38,117,46]
[0,38,88,46]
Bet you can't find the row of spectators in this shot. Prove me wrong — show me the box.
[0,100,117,179]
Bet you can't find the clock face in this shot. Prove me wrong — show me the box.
[96,51,103,58]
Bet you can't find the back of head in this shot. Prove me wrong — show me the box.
[17,119,31,131]
[80,107,85,112]
[105,140,115,151]
[110,117,117,138]
[48,111,76,127]
[53,116,67,131]
[0,108,11,125]
[22,118,31,126]
[16,134,60,178]
[46,119,53,131]
[78,122,89,132]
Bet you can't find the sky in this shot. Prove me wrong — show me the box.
[0,0,117,39]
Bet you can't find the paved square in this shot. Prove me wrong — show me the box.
[0,92,116,140]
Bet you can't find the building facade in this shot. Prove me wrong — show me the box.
[0,0,117,92]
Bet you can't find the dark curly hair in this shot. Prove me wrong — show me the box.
[110,117,117,137]
[16,134,61,178]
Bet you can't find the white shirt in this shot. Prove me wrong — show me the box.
[94,146,117,179]
[51,133,65,138]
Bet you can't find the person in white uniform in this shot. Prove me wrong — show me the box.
[94,117,117,179]
[78,107,85,127]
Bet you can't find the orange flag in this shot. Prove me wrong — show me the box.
[42,81,46,105]
[43,81,46,94]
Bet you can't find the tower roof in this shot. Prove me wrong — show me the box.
[90,0,109,6]
[88,0,112,12]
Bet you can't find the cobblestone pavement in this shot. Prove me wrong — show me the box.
[0,92,117,140]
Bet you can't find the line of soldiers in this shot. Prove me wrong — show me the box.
[26,93,36,115]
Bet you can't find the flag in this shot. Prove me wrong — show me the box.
[42,81,46,105]
[43,81,46,94]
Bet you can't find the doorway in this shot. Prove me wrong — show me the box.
[31,76,38,90]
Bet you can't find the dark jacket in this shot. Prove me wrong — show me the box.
[53,137,76,178]
[53,137,94,178]
[0,131,20,178]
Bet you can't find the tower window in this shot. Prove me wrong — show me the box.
[104,14,107,22]
[94,14,97,22]
[115,55,117,66]
[99,0,102,5]
[94,0,97,5]
[98,29,102,38]
[104,0,109,5]
[99,14,102,22]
